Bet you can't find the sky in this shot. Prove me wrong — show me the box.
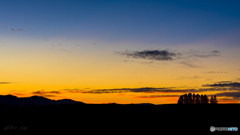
[0,0,240,104]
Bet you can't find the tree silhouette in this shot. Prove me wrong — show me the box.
[178,96,183,104]
[200,94,204,104]
[177,93,217,104]
[204,94,209,104]
[195,94,200,104]
[214,95,218,104]
[210,95,218,104]
[182,94,188,104]
[188,93,192,104]
[192,93,196,104]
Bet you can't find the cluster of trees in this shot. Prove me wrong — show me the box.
[178,93,218,104]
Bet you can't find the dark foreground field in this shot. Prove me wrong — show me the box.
[1,104,239,135]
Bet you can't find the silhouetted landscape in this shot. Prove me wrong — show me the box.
[0,94,84,106]
[0,94,239,135]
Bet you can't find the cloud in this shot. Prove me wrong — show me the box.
[119,49,219,61]
[11,28,23,32]
[201,81,240,100]
[119,50,178,61]
[216,92,240,99]
[118,49,220,68]
[176,76,200,80]
[135,95,180,98]
[60,81,240,95]
[185,50,220,58]
[32,90,61,97]
[203,71,227,74]
[62,87,179,94]
[81,87,178,94]
[193,53,219,58]
[203,81,240,88]
[63,89,83,93]
[134,91,240,101]
[179,61,201,68]
[58,80,240,98]
[212,50,220,53]
[32,90,61,94]
[179,50,220,68]
[79,87,228,94]
[0,82,12,84]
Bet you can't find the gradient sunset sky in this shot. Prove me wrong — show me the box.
[1,0,240,104]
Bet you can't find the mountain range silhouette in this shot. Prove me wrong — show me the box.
[0,94,84,106]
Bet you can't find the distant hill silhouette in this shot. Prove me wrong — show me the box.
[0,94,84,106]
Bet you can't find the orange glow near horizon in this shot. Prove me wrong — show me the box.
[0,38,240,104]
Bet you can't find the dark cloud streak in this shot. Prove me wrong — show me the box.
[0,82,12,84]
[118,49,220,68]
[32,90,61,97]
[79,87,232,94]
[203,71,227,74]
[179,61,201,68]
[135,95,180,98]
[11,28,23,32]
[216,92,240,99]
[203,81,240,88]
[119,50,178,61]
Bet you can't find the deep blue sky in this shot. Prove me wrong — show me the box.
[1,0,240,45]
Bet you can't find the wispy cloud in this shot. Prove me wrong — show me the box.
[175,76,200,80]
[202,81,240,100]
[118,49,220,68]
[179,61,201,68]
[135,95,180,98]
[11,28,23,32]
[192,50,220,58]
[212,50,220,53]
[80,87,192,94]
[32,90,61,97]
[63,89,83,93]
[203,81,240,88]
[216,92,240,99]
[74,81,240,95]
[78,87,231,94]
[203,71,227,74]
[0,82,12,84]
[119,50,179,61]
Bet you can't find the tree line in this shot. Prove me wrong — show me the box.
[178,93,218,104]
